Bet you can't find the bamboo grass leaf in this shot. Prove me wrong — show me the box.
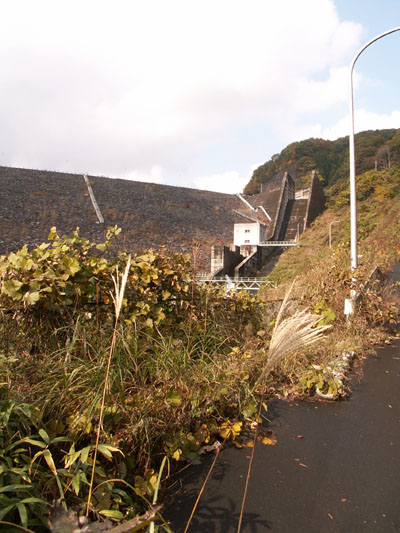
[38,429,50,444]
[0,484,31,493]
[80,446,91,465]
[17,502,28,528]
[0,505,14,521]
[19,438,46,449]
[19,497,47,505]
[42,450,57,477]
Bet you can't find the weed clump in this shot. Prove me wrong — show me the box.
[0,227,269,530]
[260,167,400,398]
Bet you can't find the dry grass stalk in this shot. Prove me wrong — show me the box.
[86,255,131,516]
[110,256,131,320]
[237,399,263,533]
[184,440,224,533]
[256,281,331,388]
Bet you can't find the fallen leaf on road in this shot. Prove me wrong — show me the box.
[261,436,277,446]
[256,430,277,446]
[297,435,304,439]
[341,498,348,503]
[299,463,307,468]
[388,404,393,408]
[245,441,254,448]
[328,513,334,520]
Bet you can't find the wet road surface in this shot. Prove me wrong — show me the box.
[164,341,400,532]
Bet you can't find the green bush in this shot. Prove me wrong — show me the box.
[0,227,263,529]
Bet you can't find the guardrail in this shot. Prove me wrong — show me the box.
[259,240,298,247]
[196,276,276,292]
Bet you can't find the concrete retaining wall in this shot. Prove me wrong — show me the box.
[211,245,244,277]
[304,172,325,229]
[0,166,245,271]
[234,246,276,278]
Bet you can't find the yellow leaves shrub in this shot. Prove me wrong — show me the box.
[219,420,242,440]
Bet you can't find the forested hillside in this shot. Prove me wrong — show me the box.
[244,128,400,195]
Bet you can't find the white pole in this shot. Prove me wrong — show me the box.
[345,27,400,317]
[329,221,340,248]
[349,27,400,271]
[83,174,104,224]
[349,62,357,270]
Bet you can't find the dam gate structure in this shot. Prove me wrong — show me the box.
[0,166,324,282]
[210,170,325,281]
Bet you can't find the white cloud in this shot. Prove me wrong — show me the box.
[0,0,366,184]
[115,165,165,185]
[286,108,400,147]
[294,67,350,114]
[323,109,400,140]
[193,171,250,195]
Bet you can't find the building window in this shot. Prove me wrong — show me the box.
[245,239,250,243]
[245,229,250,233]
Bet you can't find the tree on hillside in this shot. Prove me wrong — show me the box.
[243,128,400,195]
[390,130,400,152]
[388,130,400,167]
[375,143,391,170]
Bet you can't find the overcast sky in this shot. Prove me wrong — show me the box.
[1,0,399,193]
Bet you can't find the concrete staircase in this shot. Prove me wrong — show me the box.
[279,199,308,241]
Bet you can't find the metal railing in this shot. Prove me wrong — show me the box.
[259,239,298,247]
[196,276,276,292]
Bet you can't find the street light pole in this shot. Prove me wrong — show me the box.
[349,26,400,271]
[345,27,400,318]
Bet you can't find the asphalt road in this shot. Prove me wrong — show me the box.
[164,341,400,532]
